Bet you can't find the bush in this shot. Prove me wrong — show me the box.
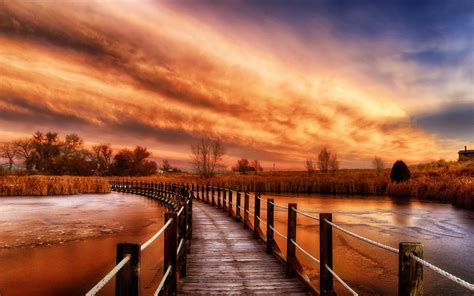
[390,160,411,183]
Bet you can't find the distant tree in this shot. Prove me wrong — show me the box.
[306,158,316,174]
[31,131,61,173]
[0,142,17,174]
[13,138,35,172]
[390,160,411,183]
[372,156,384,174]
[161,159,172,172]
[235,158,253,174]
[92,144,113,176]
[111,146,157,176]
[317,147,331,173]
[329,153,339,173]
[251,160,263,174]
[190,137,225,178]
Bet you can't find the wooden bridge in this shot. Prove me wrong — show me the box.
[85,180,474,296]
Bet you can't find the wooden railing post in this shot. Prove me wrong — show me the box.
[217,186,222,209]
[244,191,250,228]
[253,193,261,238]
[399,242,423,296]
[222,187,227,212]
[115,243,141,296]
[201,184,205,202]
[267,198,275,254]
[188,192,193,240]
[287,203,297,276]
[211,185,215,207]
[179,197,187,278]
[163,212,177,295]
[320,213,335,296]
[206,184,210,204]
[228,189,233,217]
[236,191,242,222]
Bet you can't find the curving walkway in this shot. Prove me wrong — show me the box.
[178,201,309,295]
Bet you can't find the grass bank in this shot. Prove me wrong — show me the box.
[0,176,110,196]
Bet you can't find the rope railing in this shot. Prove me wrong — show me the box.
[292,207,320,221]
[290,239,320,264]
[177,206,184,217]
[177,238,184,255]
[409,254,474,291]
[86,255,131,296]
[269,200,288,210]
[269,225,287,240]
[323,219,399,254]
[141,218,173,252]
[154,265,172,296]
[257,216,267,226]
[325,264,358,296]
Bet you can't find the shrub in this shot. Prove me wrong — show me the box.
[390,160,411,183]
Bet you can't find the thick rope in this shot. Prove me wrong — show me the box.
[269,225,287,240]
[292,208,320,221]
[324,219,399,254]
[269,200,288,210]
[256,195,267,202]
[256,216,267,226]
[141,218,173,251]
[325,264,358,296]
[86,255,131,296]
[176,238,184,255]
[245,209,254,217]
[177,206,184,217]
[410,254,474,291]
[154,265,172,296]
[290,239,320,264]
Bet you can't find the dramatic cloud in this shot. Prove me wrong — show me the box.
[0,1,471,169]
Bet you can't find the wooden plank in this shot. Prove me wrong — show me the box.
[178,200,311,295]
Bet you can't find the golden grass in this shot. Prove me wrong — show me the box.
[0,176,110,196]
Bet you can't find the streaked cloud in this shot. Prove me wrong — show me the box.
[0,1,471,169]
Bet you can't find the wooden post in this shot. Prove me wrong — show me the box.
[399,242,423,296]
[244,191,249,228]
[320,213,335,296]
[211,185,215,207]
[206,184,210,204]
[222,188,227,212]
[287,203,297,276]
[179,198,187,278]
[201,184,205,202]
[266,198,274,254]
[253,193,261,238]
[228,190,233,217]
[188,193,193,240]
[236,191,242,222]
[115,243,141,296]
[217,186,221,209]
[163,212,177,295]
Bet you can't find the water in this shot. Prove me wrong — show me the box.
[254,194,474,295]
[0,192,167,296]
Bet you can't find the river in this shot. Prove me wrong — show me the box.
[255,194,474,295]
[1,192,473,295]
[0,192,167,296]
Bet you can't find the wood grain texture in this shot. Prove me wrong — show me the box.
[178,201,310,295]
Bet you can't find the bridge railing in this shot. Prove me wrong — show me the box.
[86,180,193,296]
[192,183,474,296]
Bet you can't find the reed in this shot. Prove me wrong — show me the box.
[0,176,110,196]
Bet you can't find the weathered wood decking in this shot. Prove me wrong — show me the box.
[178,201,309,295]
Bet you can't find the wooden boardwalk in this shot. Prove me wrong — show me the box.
[178,200,309,295]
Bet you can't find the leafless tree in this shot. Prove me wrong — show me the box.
[191,137,225,178]
[161,159,172,171]
[0,142,17,174]
[372,156,384,174]
[329,153,339,173]
[306,158,316,174]
[92,144,113,176]
[13,138,34,171]
[317,147,331,173]
[252,159,263,174]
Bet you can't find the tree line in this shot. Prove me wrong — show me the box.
[0,131,159,176]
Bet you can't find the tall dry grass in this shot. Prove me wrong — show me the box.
[0,176,110,196]
[120,161,473,209]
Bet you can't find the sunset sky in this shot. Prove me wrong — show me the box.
[0,1,472,170]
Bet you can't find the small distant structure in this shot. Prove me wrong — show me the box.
[458,146,474,161]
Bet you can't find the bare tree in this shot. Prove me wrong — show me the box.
[306,158,316,174]
[92,144,113,176]
[191,137,225,178]
[251,159,263,174]
[0,142,17,174]
[161,159,172,172]
[329,153,339,173]
[372,156,384,174]
[317,147,331,173]
[13,138,34,171]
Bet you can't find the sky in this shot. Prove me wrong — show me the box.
[0,0,472,170]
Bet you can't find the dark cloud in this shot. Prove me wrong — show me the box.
[413,101,474,141]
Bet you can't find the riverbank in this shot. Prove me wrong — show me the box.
[0,176,110,196]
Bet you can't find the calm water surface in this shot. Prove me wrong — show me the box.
[0,192,167,296]
[253,194,474,296]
